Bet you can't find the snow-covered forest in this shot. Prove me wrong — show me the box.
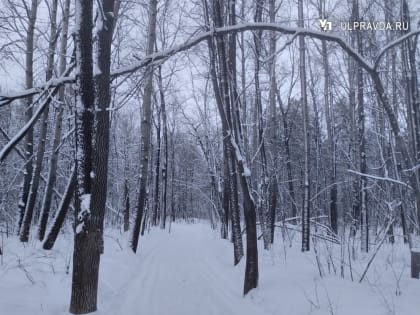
[1,0,420,314]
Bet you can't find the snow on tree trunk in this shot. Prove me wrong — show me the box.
[17,0,38,235]
[70,0,116,312]
[20,0,58,243]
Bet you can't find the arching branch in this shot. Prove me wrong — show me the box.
[3,23,419,106]
[1,23,419,163]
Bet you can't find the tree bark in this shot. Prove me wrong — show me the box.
[353,0,369,253]
[70,0,115,312]
[227,0,244,264]
[158,66,168,229]
[152,106,161,226]
[267,0,278,244]
[298,0,310,252]
[70,0,96,312]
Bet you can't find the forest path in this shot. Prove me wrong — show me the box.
[108,223,264,315]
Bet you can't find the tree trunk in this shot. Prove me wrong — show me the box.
[123,180,130,232]
[43,167,76,250]
[411,250,420,278]
[70,0,115,312]
[152,106,161,226]
[70,0,95,312]
[38,0,71,241]
[253,0,271,250]
[158,66,168,229]
[298,0,310,252]
[18,0,38,234]
[320,25,337,234]
[267,0,278,244]
[20,0,59,242]
[131,0,158,253]
[353,0,369,253]
[227,0,244,264]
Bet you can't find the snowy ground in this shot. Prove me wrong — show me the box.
[0,222,419,315]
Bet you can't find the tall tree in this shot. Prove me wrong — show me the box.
[158,66,169,229]
[267,0,278,244]
[131,0,158,252]
[227,0,244,264]
[38,0,71,241]
[17,0,38,234]
[353,0,369,253]
[70,0,115,312]
[318,0,338,235]
[70,0,95,311]
[298,0,310,252]
[20,0,59,242]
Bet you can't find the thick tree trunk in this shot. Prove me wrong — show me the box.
[402,0,420,231]
[70,0,115,312]
[411,250,420,278]
[90,0,116,254]
[70,0,95,312]
[203,0,258,293]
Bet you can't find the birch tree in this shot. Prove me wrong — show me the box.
[131,0,158,252]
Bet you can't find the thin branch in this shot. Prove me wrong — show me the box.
[347,169,412,190]
[0,65,74,162]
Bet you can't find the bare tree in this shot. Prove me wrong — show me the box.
[17,0,38,235]
[298,0,310,252]
[131,0,158,253]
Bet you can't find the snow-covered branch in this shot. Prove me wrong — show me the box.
[374,29,420,70]
[347,169,412,190]
[0,65,74,162]
[3,23,419,106]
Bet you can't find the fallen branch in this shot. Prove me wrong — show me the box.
[359,217,395,283]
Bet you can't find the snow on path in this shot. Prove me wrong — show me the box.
[1,222,419,315]
[108,224,263,315]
